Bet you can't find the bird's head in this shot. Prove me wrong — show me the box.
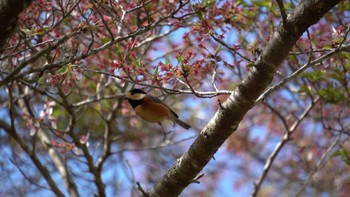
[125,89,147,101]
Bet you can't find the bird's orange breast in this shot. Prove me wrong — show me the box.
[134,97,171,123]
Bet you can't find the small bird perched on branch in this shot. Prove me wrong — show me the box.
[124,89,191,137]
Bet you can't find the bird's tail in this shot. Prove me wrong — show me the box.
[173,117,191,130]
[169,110,191,130]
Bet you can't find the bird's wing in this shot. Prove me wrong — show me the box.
[148,95,179,118]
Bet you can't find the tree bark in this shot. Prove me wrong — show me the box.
[147,0,341,196]
[0,0,32,50]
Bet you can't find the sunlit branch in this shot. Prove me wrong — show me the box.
[211,60,219,92]
[116,1,127,36]
[183,75,203,98]
[134,27,177,49]
[289,48,333,55]
[72,94,124,107]
[337,25,350,50]
[124,0,152,13]
[175,75,191,89]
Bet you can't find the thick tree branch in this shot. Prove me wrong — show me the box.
[147,0,341,196]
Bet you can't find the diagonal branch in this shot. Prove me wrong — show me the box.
[295,113,346,197]
[276,0,288,25]
[251,97,319,197]
[147,0,341,196]
[255,44,350,104]
[0,120,63,197]
[2,86,65,197]
[0,30,80,87]
[15,83,80,196]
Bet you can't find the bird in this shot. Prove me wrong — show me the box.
[124,88,191,134]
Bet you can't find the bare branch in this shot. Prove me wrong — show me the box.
[276,0,288,25]
[211,34,253,63]
[0,30,80,87]
[147,1,341,196]
[1,87,65,197]
[255,44,350,104]
[62,108,106,197]
[251,97,319,197]
[16,83,80,196]
[295,130,344,197]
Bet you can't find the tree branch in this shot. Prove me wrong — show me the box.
[147,1,341,196]
[276,0,288,25]
[251,97,319,197]
[16,83,80,197]
[255,44,350,104]
[1,87,65,197]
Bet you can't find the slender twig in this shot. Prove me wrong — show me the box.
[276,0,288,25]
[295,131,344,197]
[134,27,177,49]
[336,25,350,50]
[250,97,319,197]
[211,34,253,63]
[96,98,123,171]
[1,0,191,88]
[9,158,50,190]
[59,91,107,197]
[79,66,232,97]
[1,89,65,197]
[255,44,350,104]
[0,30,80,87]
[113,136,196,154]
[306,29,314,65]
[211,60,219,92]
[16,83,79,196]
[137,182,149,197]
